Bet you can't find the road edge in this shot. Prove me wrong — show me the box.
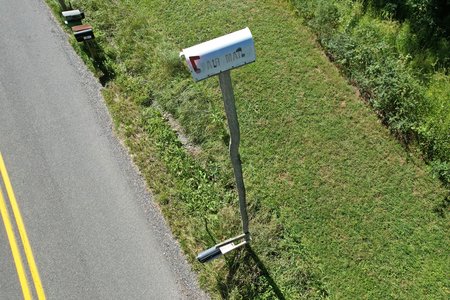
[37,1,209,298]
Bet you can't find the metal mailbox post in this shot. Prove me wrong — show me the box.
[180,28,256,263]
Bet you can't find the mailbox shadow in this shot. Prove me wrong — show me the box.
[247,245,286,300]
[217,244,286,299]
[81,41,115,86]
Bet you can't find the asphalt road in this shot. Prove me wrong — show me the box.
[0,0,206,299]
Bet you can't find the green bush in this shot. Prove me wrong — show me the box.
[418,73,450,184]
[362,0,450,69]
[291,0,449,186]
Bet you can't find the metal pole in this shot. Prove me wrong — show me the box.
[218,70,250,241]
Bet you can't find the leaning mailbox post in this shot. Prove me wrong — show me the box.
[180,28,256,263]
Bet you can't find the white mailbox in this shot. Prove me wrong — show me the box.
[180,27,256,81]
[61,9,85,24]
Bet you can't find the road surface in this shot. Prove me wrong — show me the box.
[0,0,206,298]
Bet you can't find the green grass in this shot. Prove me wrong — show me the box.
[49,0,449,298]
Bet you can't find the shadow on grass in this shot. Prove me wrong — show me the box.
[247,246,286,300]
[81,41,115,86]
[216,244,286,299]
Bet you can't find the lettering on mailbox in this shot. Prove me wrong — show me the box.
[207,58,220,70]
[226,48,245,63]
[180,27,256,81]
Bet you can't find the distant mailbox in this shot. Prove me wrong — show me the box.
[62,9,85,24]
[180,28,256,82]
[72,24,92,33]
[73,25,94,42]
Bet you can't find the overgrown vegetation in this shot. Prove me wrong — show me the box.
[289,0,450,185]
[48,0,449,298]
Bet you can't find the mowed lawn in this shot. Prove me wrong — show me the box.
[60,0,449,298]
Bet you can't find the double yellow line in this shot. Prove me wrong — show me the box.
[0,152,46,300]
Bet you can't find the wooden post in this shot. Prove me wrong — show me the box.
[218,71,250,241]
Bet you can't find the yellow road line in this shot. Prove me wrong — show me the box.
[0,187,32,300]
[0,153,46,300]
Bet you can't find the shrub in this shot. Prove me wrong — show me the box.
[291,0,449,186]
[362,0,450,69]
[418,73,450,185]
